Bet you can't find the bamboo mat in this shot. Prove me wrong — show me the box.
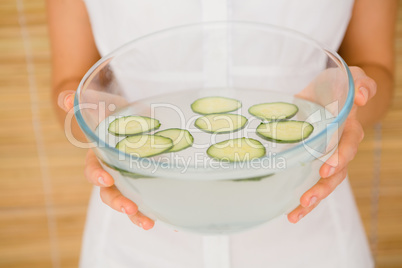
[0,0,401,267]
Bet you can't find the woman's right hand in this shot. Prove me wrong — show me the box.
[59,91,155,230]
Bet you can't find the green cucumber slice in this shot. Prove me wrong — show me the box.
[207,138,266,162]
[195,114,248,134]
[191,96,241,114]
[234,173,275,182]
[115,134,173,157]
[248,102,298,121]
[100,160,154,180]
[256,120,314,143]
[108,116,161,136]
[154,128,194,152]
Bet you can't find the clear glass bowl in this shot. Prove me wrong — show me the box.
[74,22,354,234]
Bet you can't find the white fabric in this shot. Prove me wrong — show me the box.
[203,236,231,268]
[80,0,374,267]
[80,179,372,268]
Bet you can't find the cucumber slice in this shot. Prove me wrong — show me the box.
[234,173,275,182]
[249,102,298,121]
[256,120,314,143]
[191,96,241,114]
[154,128,194,152]
[207,138,266,162]
[108,116,161,136]
[116,134,173,157]
[195,114,248,134]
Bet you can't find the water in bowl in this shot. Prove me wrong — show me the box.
[96,88,334,234]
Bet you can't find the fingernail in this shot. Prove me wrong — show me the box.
[98,176,107,186]
[359,87,368,102]
[121,207,127,214]
[309,196,317,207]
[67,94,74,106]
[138,222,143,229]
[298,213,304,222]
[327,167,336,177]
[63,94,73,110]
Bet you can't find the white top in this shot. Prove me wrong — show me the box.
[80,1,374,267]
[84,0,353,56]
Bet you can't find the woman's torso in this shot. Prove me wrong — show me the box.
[84,0,354,56]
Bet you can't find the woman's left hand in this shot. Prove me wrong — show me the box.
[287,66,377,223]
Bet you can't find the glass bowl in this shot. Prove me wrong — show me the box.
[74,21,354,234]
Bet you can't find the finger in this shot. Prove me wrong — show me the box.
[350,67,377,106]
[84,150,115,187]
[99,183,155,230]
[287,199,321,224]
[300,167,348,208]
[320,119,364,178]
[127,211,155,230]
[355,79,377,106]
[288,167,348,223]
[57,90,75,112]
[100,185,139,216]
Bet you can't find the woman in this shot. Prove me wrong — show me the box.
[47,0,396,267]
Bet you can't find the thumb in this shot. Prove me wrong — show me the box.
[58,90,76,112]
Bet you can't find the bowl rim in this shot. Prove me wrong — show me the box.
[74,21,354,177]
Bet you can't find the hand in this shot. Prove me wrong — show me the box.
[287,66,377,223]
[59,91,155,230]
